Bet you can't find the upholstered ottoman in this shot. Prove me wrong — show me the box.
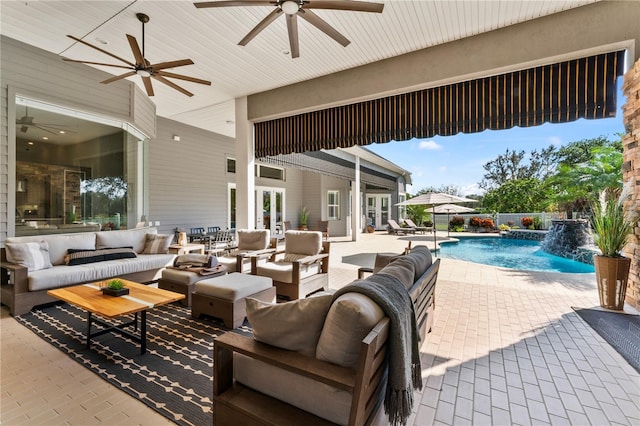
[191,273,275,328]
[158,266,226,307]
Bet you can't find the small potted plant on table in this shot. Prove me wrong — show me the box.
[102,279,129,297]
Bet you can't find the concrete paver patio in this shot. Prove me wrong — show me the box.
[2,231,639,425]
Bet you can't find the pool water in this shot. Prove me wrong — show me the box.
[438,237,595,273]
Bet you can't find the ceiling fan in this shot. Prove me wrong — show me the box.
[194,0,384,58]
[62,13,211,97]
[16,107,73,135]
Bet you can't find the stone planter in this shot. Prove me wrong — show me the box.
[594,255,631,310]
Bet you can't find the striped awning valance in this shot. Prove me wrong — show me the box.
[255,50,625,158]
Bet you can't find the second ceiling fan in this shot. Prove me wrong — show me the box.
[194,0,384,58]
[63,13,211,97]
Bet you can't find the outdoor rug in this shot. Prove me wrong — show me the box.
[15,302,251,426]
[573,308,640,374]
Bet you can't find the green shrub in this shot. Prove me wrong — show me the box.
[499,224,510,231]
[107,279,124,290]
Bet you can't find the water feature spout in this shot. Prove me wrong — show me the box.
[541,219,595,264]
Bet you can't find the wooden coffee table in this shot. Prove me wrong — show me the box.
[47,279,185,354]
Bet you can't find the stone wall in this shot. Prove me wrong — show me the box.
[622,58,640,311]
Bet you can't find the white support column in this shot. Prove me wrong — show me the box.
[351,155,361,241]
[235,97,255,230]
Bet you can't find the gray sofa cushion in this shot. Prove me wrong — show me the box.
[28,254,175,291]
[96,227,157,253]
[377,257,415,289]
[6,233,96,266]
[403,246,432,280]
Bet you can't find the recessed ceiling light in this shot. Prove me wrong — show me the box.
[95,38,108,45]
[281,49,290,55]
[42,136,48,140]
[27,141,34,145]
[225,120,234,124]
[59,130,65,134]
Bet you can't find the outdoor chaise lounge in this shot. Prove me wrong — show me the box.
[387,219,415,235]
[404,218,434,234]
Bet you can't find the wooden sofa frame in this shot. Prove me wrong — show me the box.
[250,241,330,300]
[1,247,166,316]
[213,252,440,425]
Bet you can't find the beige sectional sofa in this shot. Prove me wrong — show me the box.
[1,227,175,315]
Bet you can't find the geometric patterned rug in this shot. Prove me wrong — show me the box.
[15,303,251,426]
[574,307,640,374]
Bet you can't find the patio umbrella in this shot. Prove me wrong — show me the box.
[396,192,477,252]
[433,204,476,236]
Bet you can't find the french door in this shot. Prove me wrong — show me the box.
[256,187,284,234]
[366,194,391,230]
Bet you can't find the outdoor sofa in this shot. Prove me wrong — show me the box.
[213,245,440,425]
[1,227,175,315]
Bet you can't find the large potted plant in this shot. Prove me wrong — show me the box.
[591,184,638,310]
[299,206,310,230]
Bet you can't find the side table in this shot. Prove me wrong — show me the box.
[168,243,205,255]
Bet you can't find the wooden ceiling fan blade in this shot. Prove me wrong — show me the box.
[306,0,384,13]
[194,0,273,9]
[101,71,137,84]
[126,34,145,65]
[286,14,300,59]
[66,35,135,67]
[239,8,282,46]
[299,9,350,46]
[153,75,194,97]
[62,59,133,70]
[142,76,155,96]
[157,71,211,86]
[151,59,194,71]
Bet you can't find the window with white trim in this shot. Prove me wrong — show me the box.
[398,194,407,220]
[327,190,340,220]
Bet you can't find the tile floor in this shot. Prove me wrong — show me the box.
[1,231,639,425]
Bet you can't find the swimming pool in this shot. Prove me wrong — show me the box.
[438,237,595,273]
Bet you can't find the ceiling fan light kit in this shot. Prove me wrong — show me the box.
[194,0,384,58]
[62,13,211,97]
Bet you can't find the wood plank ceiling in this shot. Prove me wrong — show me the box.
[1,0,599,137]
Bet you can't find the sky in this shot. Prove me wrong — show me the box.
[367,85,625,196]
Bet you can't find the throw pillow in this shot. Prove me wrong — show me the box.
[64,248,137,266]
[142,234,173,254]
[245,294,333,357]
[5,241,53,271]
[316,293,384,368]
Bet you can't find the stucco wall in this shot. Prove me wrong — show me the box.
[622,58,640,311]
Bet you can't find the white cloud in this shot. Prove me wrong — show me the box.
[460,183,483,196]
[546,136,562,145]
[438,166,447,172]
[418,140,442,150]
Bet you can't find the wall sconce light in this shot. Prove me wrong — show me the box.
[172,135,181,142]
[16,180,27,192]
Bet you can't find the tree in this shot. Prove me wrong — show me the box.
[479,146,558,190]
[481,178,552,213]
[546,140,623,216]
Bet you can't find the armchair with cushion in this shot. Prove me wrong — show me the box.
[217,229,276,273]
[251,230,329,300]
